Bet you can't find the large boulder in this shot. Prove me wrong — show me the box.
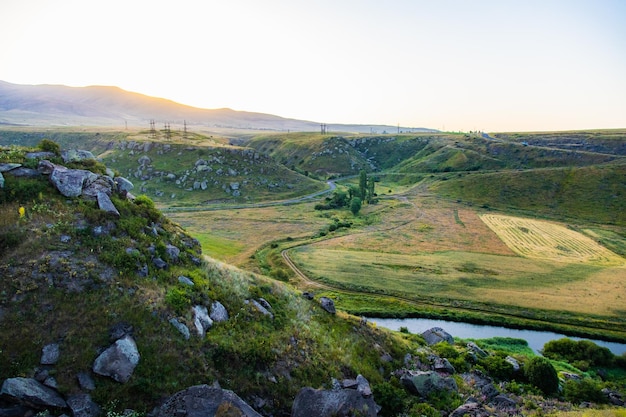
[0,377,67,410]
[192,305,213,337]
[62,149,96,163]
[292,387,379,417]
[92,335,140,383]
[400,371,458,398]
[156,384,262,417]
[210,301,229,323]
[50,165,98,197]
[421,327,454,345]
[82,176,115,200]
[96,192,120,218]
[319,297,336,314]
[66,393,102,417]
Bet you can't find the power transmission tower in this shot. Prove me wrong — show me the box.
[321,123,327,134]
[150,119,156,138]
[183,120,187,139]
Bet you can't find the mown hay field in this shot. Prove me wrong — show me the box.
[480,214,625,266]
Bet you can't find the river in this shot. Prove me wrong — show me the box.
[371,317,626,355]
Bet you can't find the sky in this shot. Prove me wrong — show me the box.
[1,0,625,132]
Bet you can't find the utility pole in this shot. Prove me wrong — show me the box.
[320,123,327,134]
[183,120,188,139]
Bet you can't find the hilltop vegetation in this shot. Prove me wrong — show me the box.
[1,129,625,416]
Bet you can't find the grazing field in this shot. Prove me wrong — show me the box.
[480,214,625,266]
[289,246,626,318]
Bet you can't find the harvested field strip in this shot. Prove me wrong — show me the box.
[480,214,625,266]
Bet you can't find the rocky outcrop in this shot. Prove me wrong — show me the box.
[400,371,458,398]
[0,377,67,410]
[156,383,262,417]
[92,334,140,383]
[421,327,454,345]
[192,305,213,337]
[292,375,380,417]
[49,165,99,198]
[66,393,101,417]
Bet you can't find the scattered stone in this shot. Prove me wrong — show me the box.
[257,298,272,311]
[450,401,491,417]
[7,167,41,178]
[356,374,372,397]
[0,172,4,188]
[292,386,379,417]
[43,377,58,389]
[505,355,520,372]
[92,334,140,383]
[66,393,101,417]
[169,318,191,340]
[467,342,488,358]
[192,305,213,337]
[247,299,274,319]
[178,276,194,286]
[319,297,336,314]
[137,264,149,277]
[156,384,262,417]
[164,244,180,262]
[60,235,71,243]
[82,176,115,200]
[37,159,55,174]
[152,258,168,270]
[114,177,134,193]
[96,192,120,218]
[302,291,314,300]
[400,371,458,398]
[432,356,456,374]
[0,377,67,410]
[209,301,229,323]
[26,151,56,160]
[62,149,95,163]
[137,155,151,166]
[421,327,454,345]
[109,322,133,341]
[0,163,22,172]
[77,372,96,391]
[40,343,60,365]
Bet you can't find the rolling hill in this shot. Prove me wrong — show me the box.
[0,80,435,134]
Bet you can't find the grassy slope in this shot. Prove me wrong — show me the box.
[0,144,412,415]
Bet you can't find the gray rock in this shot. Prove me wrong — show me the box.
[109,322,133,341]
[292,387,379,417]
[209,301,229,323]
[319,297,336,314]
[137,155,151,166]
[421,327,454,345]
[50,165,98,197]
[356,374,372,398]
[192,305,213,337]
[60,235,71,243]
[491,394,517,409]
[433,356,456,374]
[156,384,262,417]
[0,163,21,172]
[400,371,458,398]
[0,377,67,409]
[505,355,520,372]
[7,167,41,178]
[26,151,56,160]
[40,343,60,365]
[62,149,95,163]
[138,263,149,277]
[257,298,272,311]
[66,393,101,417]
[165,244,180,262]
[83,176,115,200]
[169,318,191,340]
[92,334,140,383]
[37,159,55,174]
[105,168,115,178]
[450,401,491,417]
[96,192,120,217]
[114,177,134,193]
[178,276,194,286]
[0,172,3,189]
[247,299,274,319]
[467,342,488,358]
[77,372,96,391]
[43,377,58,389]
[153,258,168,270]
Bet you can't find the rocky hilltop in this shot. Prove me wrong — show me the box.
[1,140,625,416]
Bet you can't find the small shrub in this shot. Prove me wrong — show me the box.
[165,287,191,314]
[372,381,408,417]
[524,356,559,396]
[563,378,607,403]
[478,354,515,381]
[408,402,440,417]
[38,139,61,156]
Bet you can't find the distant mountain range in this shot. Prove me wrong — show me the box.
[0,80,434,134]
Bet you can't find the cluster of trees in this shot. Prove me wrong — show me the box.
[315,170,377,215]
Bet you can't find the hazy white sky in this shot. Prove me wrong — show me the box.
[1,0,625,132]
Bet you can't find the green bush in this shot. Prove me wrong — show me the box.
[165,287,191,314]
[38,139,61,156]
[373,381,409,417]
[563,378,607,403]
[542,338,614,368]
[524,356,559,396]
[478,353,515,381]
